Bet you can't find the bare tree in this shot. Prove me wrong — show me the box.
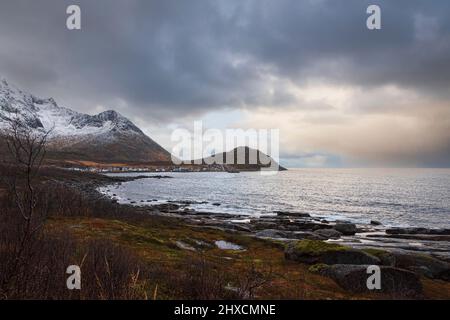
[0,118,53,288]
[0,118,152,299]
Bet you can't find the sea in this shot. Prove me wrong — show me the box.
[99,168,450,229]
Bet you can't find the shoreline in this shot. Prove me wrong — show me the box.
[92,175,450,261]
[38,168,450,298]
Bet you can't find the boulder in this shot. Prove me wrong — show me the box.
[335,219,352,224]
[275,211,311,218]
[314,229,343,239]
[314,264,423,298]
[285,240,380,265]
[370,220,382,226]
[389,252,450,281]
[333,223,357,235]
[361,249,450,281]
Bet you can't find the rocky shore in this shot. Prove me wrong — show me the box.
[174,206,450,297]
[126,200,450,260]
[80,175,450,298]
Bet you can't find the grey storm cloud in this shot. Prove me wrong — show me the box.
[1,0,449,118]
[0,0,450,167]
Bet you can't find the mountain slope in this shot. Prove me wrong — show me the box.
[0,79,172,163]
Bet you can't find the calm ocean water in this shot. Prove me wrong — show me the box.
[100,168,450,229]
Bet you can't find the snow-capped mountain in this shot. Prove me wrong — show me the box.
[0,78,172,163]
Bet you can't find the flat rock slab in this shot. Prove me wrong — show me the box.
[386,228,450,235]
[368,233,450,242]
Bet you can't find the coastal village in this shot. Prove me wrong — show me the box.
[66,164,241,174]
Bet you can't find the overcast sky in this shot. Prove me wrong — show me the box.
[1,0,449,167]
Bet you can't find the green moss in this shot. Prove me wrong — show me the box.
[308,263,329,274]
[293,240,349,255]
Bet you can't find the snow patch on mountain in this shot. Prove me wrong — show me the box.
[0,78,142,140]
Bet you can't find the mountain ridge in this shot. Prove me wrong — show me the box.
[0,78,172,163]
